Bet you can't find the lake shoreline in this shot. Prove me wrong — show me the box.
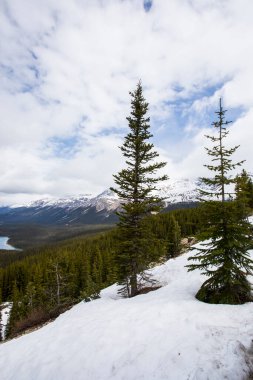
[0,237,18,250]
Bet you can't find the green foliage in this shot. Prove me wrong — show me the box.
[111,82,168,297]
[3,231,117,338]
[5,282,25,338]
[248,179,253,209]
[147,213,181,258]
[177,209,201,235]
[187,99,253,304]
[0,223,114,255]
[235,169,253,213]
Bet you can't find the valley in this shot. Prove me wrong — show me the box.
[0,223,114,251]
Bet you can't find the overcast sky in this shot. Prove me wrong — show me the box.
[1,0,253,205]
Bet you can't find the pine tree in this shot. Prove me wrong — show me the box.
[166,215,181,258]
[235,169,253,212]
[148,213,181,258]
[247,177,253,209]
[23,282,36,312]
[6,282,24,338]
[187,99,253,304]
[111,81,167,297]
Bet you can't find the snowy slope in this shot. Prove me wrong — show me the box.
[1,246,253,380]
[160,178,198,205]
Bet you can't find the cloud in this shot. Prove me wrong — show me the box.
[0,0,253,204]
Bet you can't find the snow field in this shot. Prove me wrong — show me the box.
[0,249,253,380]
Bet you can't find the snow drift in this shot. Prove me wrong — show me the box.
[0,248,253,380]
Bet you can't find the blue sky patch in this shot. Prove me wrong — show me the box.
[144,0,152,12]
[150,80,243,153]
[47,135,81,159]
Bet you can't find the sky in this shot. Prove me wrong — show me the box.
[1,0,253,205]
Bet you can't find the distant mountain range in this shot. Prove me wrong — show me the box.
[0,179,199,225]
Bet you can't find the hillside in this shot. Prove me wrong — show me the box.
[0,245,252,380]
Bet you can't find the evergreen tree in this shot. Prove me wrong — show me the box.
[165,215,181,258]
[235,169,253,212]
[247,177,253,209]
[6,282,24,338]
[148,213,181,258]
[187,99,253,304]
[111,82,167,297]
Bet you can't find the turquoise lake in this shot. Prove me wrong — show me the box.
[0,237,16,250]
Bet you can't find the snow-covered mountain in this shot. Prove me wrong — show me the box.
[1,246,252,380]
[25,179,198,211]
[27,189,120,213]
[0,179,199,225]
[160,178,199,205]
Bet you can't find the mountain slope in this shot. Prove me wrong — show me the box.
[0,179,198,225]
[0,246,252,380]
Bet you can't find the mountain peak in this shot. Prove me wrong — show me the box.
[0,179,199,225]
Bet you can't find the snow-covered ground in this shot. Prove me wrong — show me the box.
[1,303,12,340]
[0,248,253,380]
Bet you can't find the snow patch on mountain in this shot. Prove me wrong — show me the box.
[159,178,198,205]
[27,194,93,209]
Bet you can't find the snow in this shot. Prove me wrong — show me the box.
[1,303,12,340]
[0,249,253,380]
[248,215,253,224]
[10,178,199,212]
[159,178,198,204]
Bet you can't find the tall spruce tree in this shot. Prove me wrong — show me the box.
[187,99,253,304]
[111,82,167,297]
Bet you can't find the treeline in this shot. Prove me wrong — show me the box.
[0,207,201,339]
[1,232,117,339]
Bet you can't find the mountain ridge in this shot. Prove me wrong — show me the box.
[0,179,199,225]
